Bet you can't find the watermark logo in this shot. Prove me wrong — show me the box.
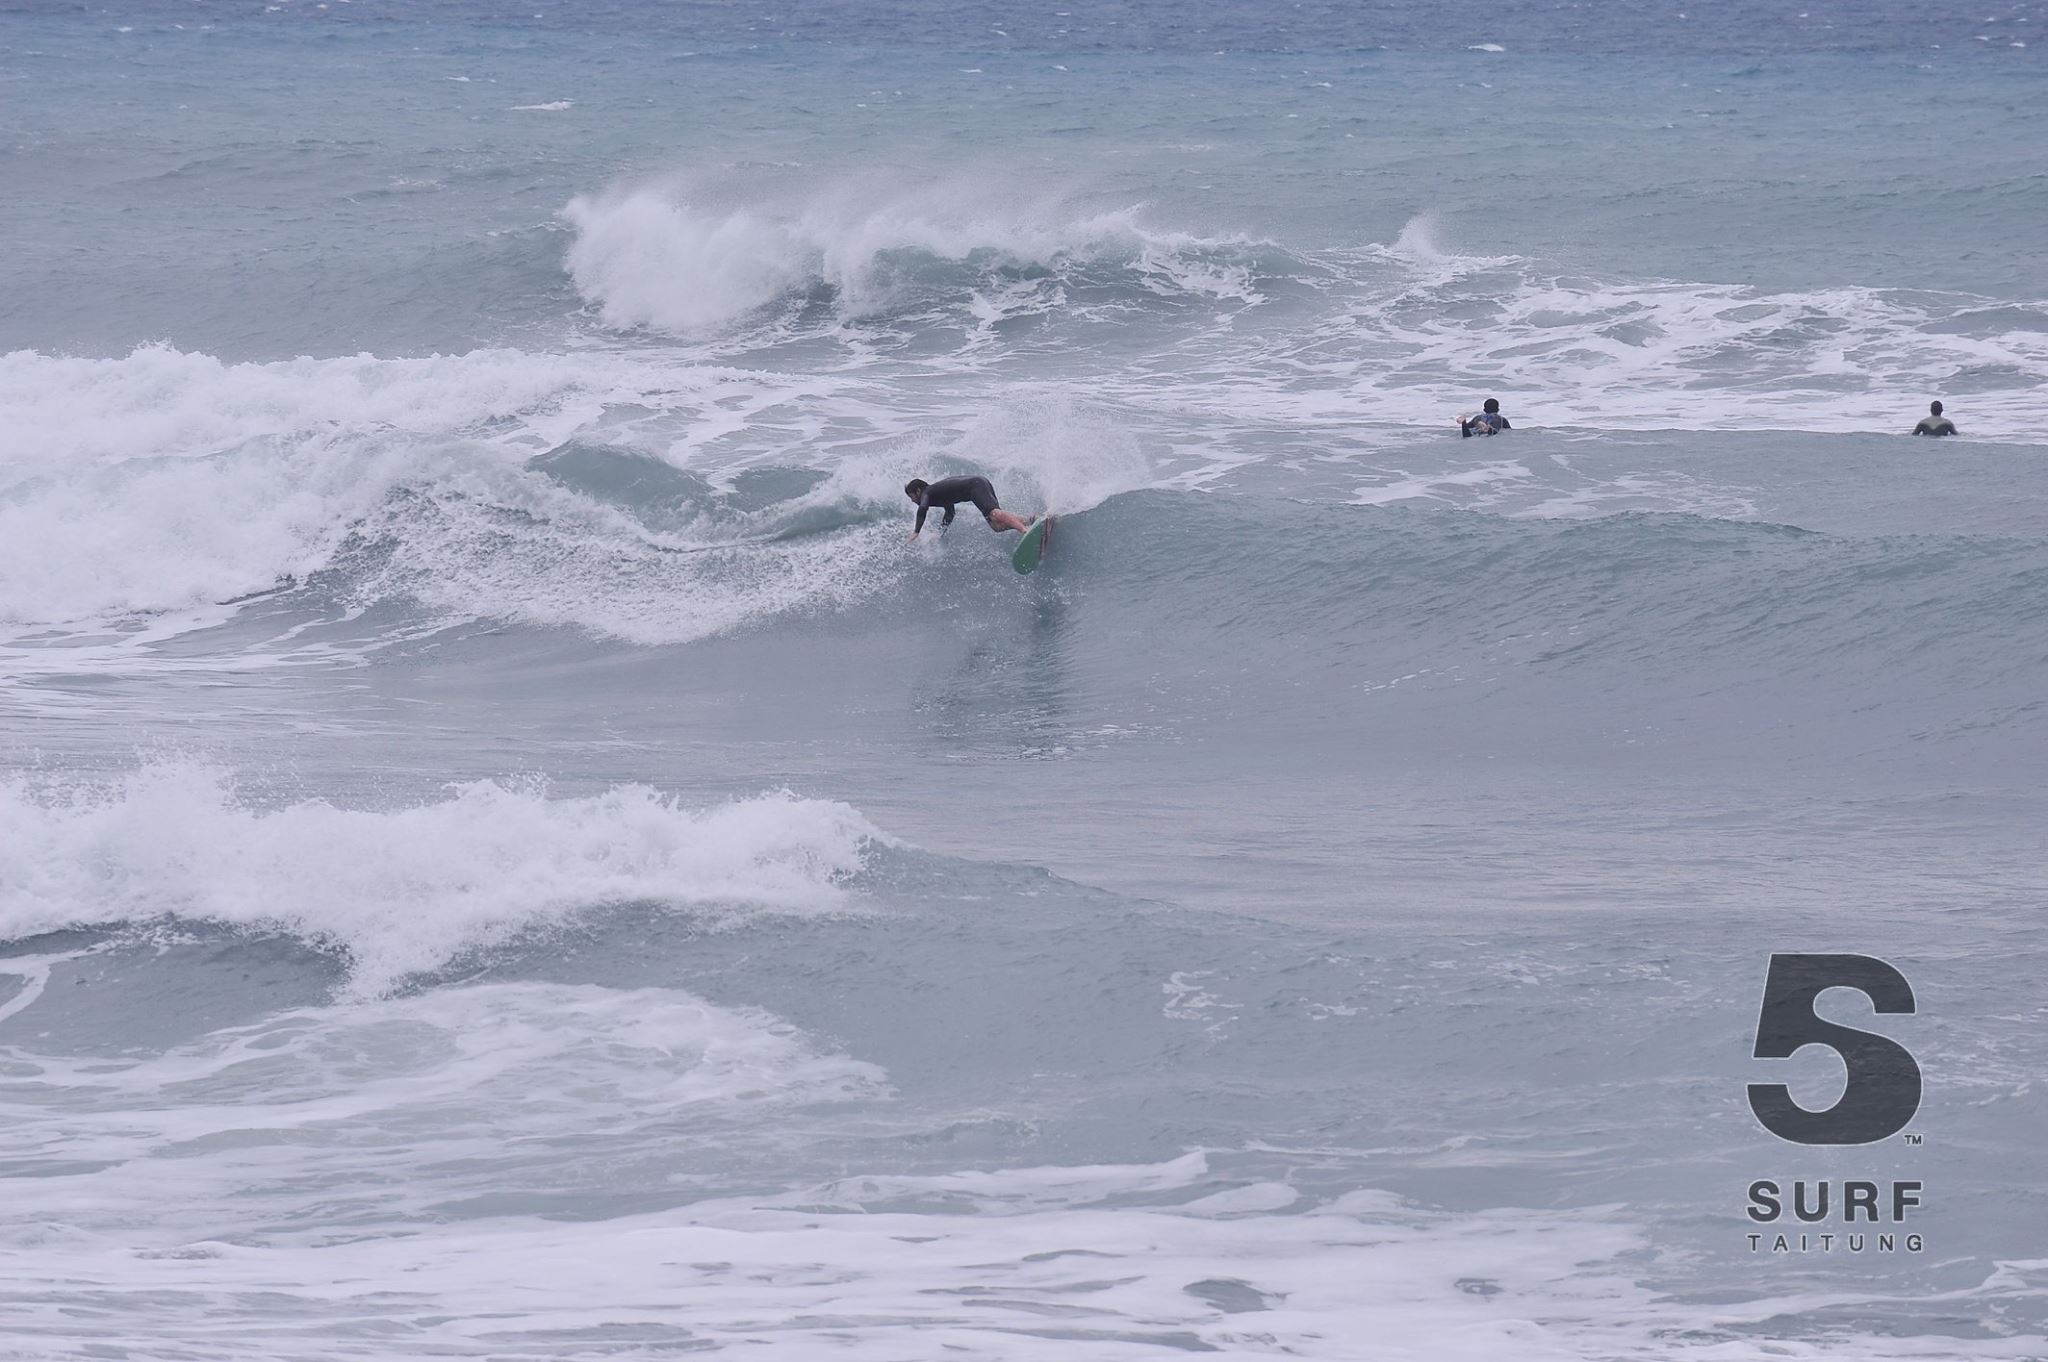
[1742,954,1924,1255]
[1747,952,1920,1145]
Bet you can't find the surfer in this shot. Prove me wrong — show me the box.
[1459,398,1511,438]
[1912,401,1959,437]
[905,475,1037,539]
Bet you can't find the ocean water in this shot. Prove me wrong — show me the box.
[3,1,2047,1357]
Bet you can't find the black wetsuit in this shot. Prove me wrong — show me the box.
[1460,412,1511,438]
[1913,416,1957,437]
[913,475,1002,532]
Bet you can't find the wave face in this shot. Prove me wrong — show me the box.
[6,6,2048,1361]
[6,363,2044,783]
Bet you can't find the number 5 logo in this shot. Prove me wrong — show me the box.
[1748,953,1922,1145]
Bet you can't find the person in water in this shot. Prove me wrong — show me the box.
[905,475,1037,539]
[1912,401,1958,437]
[1459,398,1511,437]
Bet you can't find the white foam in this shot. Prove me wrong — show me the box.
[0,950,67,1024]
[0,345,851,631]
[0,424,419,628]
[563,191,810,332]
[1352,459,1533,506]
[1178,224,2048,440]
[561,174,1248,333]
[1138,250,1258,303]
[0,763,888,995]
[949,395,1156,513]
[0,978,888,1259]
[0,344,673,472]
[0,1137,2022,1360]
[352,459,909,646]
[512,99,573,110]
[1379,212,1519,281]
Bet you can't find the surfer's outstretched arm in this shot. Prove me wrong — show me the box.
[906,473,1033,538]
[905,478,933,539]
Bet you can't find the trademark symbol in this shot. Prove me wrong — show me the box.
[1902,1133,1923,1146]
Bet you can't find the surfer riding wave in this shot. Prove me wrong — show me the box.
[905,475,1038,539]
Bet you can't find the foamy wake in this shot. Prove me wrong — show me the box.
[0,763,888,995]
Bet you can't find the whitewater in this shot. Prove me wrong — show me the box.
[3,2,2046,1358]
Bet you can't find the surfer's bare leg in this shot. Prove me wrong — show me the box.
[988,509,1035,534]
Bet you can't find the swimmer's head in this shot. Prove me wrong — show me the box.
[1929,401,1944,416]
[1482,398,1501,414]
[904,478,929,501]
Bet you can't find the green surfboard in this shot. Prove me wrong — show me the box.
[1010,515,1055,575]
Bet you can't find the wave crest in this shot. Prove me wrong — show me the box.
[561,176,1263,334]
[0,764,888,996]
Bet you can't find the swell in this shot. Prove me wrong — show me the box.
[11,430,2048,706]
[1079,492,2048,683]
[349,473,2048,693]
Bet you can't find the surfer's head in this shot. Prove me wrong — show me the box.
[1482,398,1501,414]
[904,478,929,501]
[1929,400,1944,416]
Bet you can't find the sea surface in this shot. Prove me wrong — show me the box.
[3,1,2046,1357]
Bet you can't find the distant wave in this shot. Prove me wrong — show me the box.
[1176,214,2048,437]
[560,175,1276,334]
[554,184,2048,433]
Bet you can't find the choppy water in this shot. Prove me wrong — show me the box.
[3,2,2046,1358]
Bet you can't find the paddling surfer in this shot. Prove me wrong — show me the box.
[1458,398,1512,438]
